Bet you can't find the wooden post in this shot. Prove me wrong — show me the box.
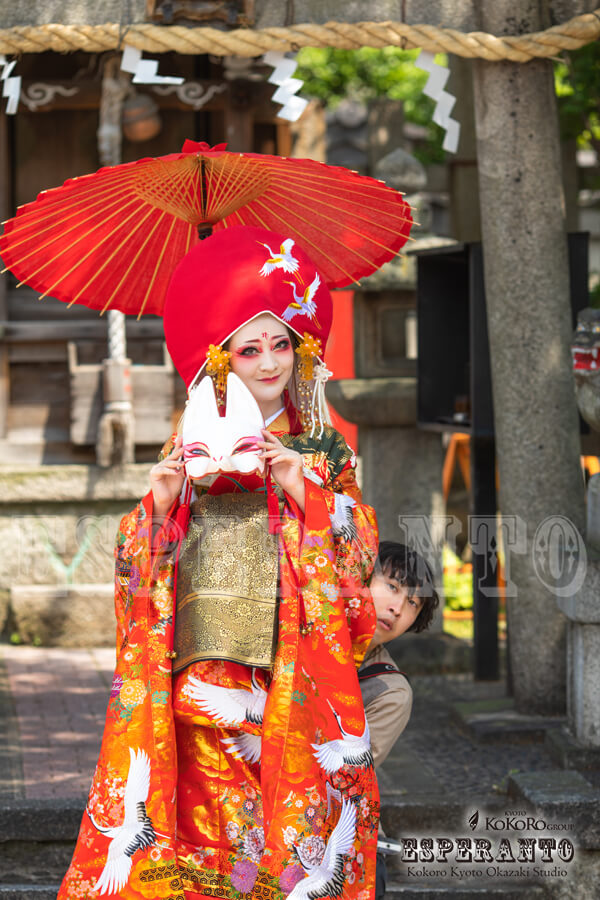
[470,435,499,680]
[447,55,481,243]
[223,82,254,152]
[469,242,499,680]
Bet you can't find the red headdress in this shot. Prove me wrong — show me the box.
[163,225,333,391]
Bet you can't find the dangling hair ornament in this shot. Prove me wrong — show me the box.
[310,361,333,439]
[205,343,231,404]
[295,332,322,429]
[294,333,332,436]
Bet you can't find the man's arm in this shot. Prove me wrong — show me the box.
[362,673,412,768]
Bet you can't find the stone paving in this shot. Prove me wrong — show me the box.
[0,645,115,800]
[389,673,558,796]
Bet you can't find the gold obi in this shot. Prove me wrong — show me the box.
[173,492,279,673]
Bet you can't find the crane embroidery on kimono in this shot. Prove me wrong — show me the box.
[221,732,262,764]
[288,799,357,900]
[186,668,267,726]
[88,747,156,896]
[259,238,300,277]
[312,701,373,774]
[282,273,321,328]
[329,493,357,543]
[325,781,342,817]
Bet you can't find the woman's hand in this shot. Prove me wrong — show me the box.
[150,434,185,520]
[259,430,306,512]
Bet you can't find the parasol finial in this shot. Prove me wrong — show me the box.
[197,223,213,241]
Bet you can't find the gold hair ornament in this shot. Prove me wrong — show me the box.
[295,332,323,381]
[205,343,232,402]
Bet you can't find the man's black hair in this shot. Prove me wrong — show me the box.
[374,541,440,633]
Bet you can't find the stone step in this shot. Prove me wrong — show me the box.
[451,698,564,744]
[507,770,600,849]
[0,888,59,900]
[385,883,548,899]
[545,725,600,772]
[0,799,85,841]
[0,799,83,885]
[379,793,507,835]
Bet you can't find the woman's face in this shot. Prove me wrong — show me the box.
[228,314,295,417]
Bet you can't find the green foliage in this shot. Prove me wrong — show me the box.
[554,43,600,151]
[295,47,446,165]
[296,46,428,110]
[295,45,600,166]
[443,616,473,642]
[443,545,473,612]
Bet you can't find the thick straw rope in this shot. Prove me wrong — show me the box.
[0,9,599,60]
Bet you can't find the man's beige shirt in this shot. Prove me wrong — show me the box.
[358,643,412,768]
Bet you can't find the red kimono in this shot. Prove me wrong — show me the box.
[58,413,379,900]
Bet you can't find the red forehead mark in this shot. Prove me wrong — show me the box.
[261,332,269,339]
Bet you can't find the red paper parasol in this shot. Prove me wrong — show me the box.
[0,140,413,317]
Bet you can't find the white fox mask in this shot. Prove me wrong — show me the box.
[182,373,265,481]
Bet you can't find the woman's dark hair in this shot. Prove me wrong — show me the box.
[374,541,440,633]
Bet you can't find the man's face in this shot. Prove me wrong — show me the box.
[369,568,423,648]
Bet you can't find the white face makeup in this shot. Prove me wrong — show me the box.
[228,314,295,421]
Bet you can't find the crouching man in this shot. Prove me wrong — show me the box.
[360,541,440,899]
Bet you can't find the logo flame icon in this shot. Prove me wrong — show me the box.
[468,810,479,831]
